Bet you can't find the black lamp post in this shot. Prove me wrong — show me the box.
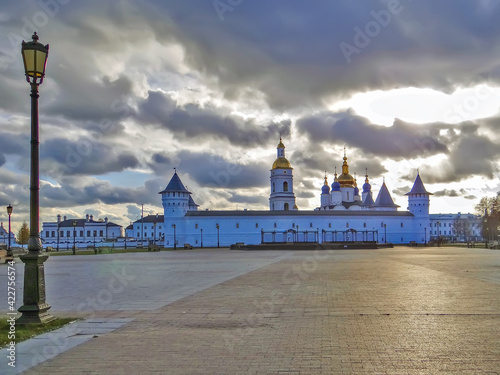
[93,230,96,248]
[216,223,220,248]
[56,222,60,251]
[424,226,427,246]
[6,204,13,257]
[18,32,53,324]
[200,228,203,248]
[153,222,157,245]
[124,231,127,249]
[172,224,176,249]
[141,204,144,247]
[384,224,387,244]
[72,220,76,255]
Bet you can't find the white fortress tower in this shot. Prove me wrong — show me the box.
[160,170,193,217]
[269,138,297,211]
[405,172,432,243]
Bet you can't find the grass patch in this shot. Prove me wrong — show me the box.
[0,317,77,348]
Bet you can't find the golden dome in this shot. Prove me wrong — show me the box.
[338,173,355,187]
[272,157,292,170]
[338,151,354,187]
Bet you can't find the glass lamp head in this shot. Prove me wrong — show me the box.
[21,32,49,84]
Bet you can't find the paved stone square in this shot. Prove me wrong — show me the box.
[2,247,500,374]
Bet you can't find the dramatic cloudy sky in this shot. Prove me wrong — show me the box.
[1,0,500,232]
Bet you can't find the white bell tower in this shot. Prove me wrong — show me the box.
[269,138,297,211]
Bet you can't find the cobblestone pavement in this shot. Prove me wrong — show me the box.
[18,247,500,374]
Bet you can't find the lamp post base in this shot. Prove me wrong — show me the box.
[17,252,55,324]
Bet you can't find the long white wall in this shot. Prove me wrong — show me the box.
[163,213,420,248]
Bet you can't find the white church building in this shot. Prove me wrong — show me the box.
[160,139,434,248]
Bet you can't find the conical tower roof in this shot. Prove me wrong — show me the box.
[159,171,191,194]
[362,192,375,206]
[374,182,400,208]
[188,195,199,207]
[405,173,432,196]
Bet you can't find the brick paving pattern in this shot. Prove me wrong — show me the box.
[22,247,500,374]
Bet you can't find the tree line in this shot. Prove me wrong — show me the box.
[475,192,500,242]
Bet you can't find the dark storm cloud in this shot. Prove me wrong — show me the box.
[296,111,448,159]
[433,189,467,197]
[291,144,387,180]
[431,188,476,200]
[136,90,291,146]
[41,137,139,177]
[149,150,269,189]
[146,1,500,109]
[40,176,166,208]
[0,131,29,156]
[419,133,500,183]
[45,75,134,122]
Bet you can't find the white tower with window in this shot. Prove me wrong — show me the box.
[160,170,192,217]
[269,138,297,211]
[405,172,432,243]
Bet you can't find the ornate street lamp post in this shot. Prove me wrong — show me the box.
[172,224,176,249]
[72,220,77,255]
[153,222,157,245]
[18,32,54,324]
[6,204,13,257]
